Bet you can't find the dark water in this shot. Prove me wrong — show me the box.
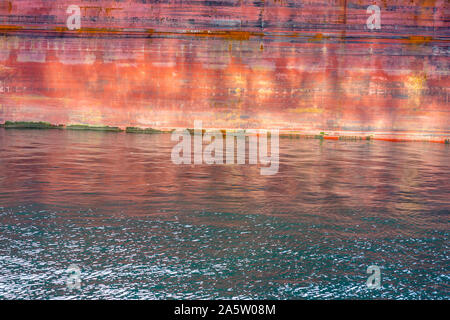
[0,128,448,299]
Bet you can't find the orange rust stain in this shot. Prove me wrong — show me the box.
[0,25,21,30]
[408,36,433,44]
[181,30,263,41]
[78,27,122,33]
[308,33,329,42]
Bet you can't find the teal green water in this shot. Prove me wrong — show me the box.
[0,129,448,299]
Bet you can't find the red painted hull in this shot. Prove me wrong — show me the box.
[0,1,448,141]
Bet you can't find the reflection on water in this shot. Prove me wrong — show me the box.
[0,129,448,299]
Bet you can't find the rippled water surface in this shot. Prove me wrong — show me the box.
[0,129,448,299]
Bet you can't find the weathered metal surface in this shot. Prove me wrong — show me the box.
[0,1,448,141]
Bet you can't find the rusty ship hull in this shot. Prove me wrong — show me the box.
[0,0,448,142]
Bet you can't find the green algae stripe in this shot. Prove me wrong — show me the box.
[1,121,63,129]
[66,125,123,132]
[125,127,172,134]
